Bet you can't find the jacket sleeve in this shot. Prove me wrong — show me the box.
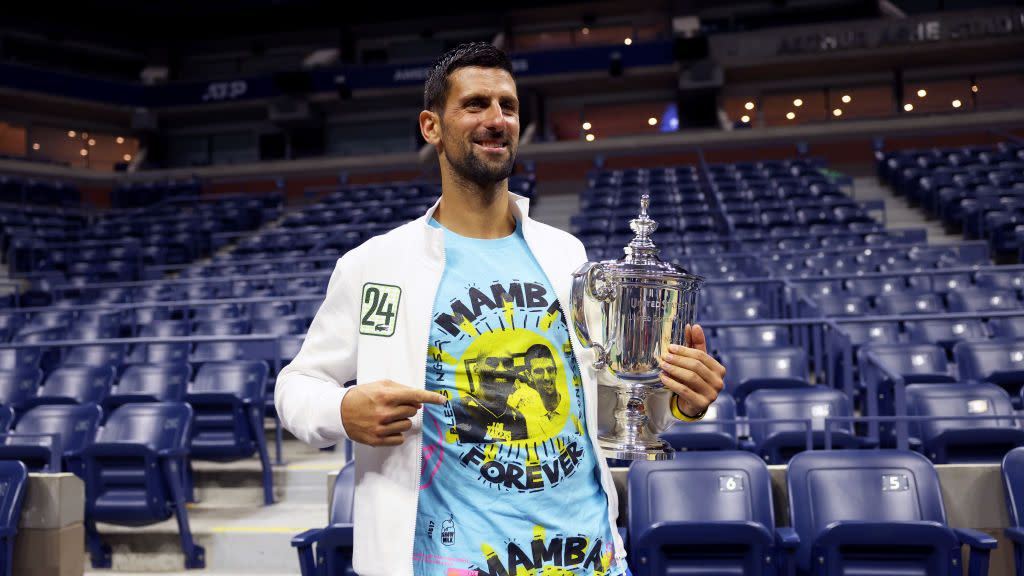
[274,251,360,448]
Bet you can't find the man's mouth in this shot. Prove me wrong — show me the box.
[474,138,508,151]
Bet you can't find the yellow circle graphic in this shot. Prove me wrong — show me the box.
[452,328,570,444]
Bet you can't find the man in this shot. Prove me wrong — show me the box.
[275,42,725,576]
[452,352,528,443]
[508,343,564,439]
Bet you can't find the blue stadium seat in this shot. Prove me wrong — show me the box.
[25,365,115,409]
[988,317,1024,339]
[905,318,988,353]
[251,316,308,336]
[627,452,797,576]
[292,463,355,576]
[191,302,242,321]
[62,343,128,368]
[874,292,946,315]
[659,394,738,451]
[0,367,43,412]
[83,402,203,569]
[0,461,27,576]
[745,387,867,463]
[907,382,1024,463]
[857,342,955,427]
[948,289,1022,313]
[126,341,191,366]
[716,325,790,350]
[787,450,996,576]
[716,347,810,409]
[186,361,273,505]
[192,319,250,336]
[104,363,190,414]
[954,339,1024,408]
[1001,447,1024,575]
[0,407,11,434]
[0,403,102,475]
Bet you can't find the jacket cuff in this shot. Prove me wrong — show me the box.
[670,393,706,422]
[313,384,351,442]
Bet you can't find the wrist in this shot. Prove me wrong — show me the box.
[671,393,707,422]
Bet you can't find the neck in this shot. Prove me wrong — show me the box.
[434,163,515,239]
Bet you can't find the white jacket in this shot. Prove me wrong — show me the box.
[275,194,680,576]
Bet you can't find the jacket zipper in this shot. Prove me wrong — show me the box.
[412,237,445,576]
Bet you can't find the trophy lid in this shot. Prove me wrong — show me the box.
[602,193,704,286]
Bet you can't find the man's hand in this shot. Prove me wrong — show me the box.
[659,324,726,419]
[340,380,447,446]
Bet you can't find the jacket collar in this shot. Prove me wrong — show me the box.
[416,192,532,266]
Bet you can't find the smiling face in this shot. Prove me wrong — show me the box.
[431,66,519,187]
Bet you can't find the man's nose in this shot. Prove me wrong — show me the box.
[482,100,507,131]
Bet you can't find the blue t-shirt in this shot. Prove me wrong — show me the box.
[413,218,623,576]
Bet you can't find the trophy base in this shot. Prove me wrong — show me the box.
[598,436,674,461]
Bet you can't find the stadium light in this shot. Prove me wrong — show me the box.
[88,139,96,146]
[833,108,843,117]
[917,89,927,98]
[793,98,803,107]
[647,117,657,126]
[68,131,76,138]
[116,136,125,144]
[841,94,851,103]
[32,143,40,151]
[786,112,796,120]
[82,132,89,139]
[124,154,132,162]
[582,121,592,130]
[582,27,590,35]
[971,84,979,93]
[585,133,595,142]
[624,38,632,45]
[79,149,88,156]
[740,115,750,123]
[744,101,754,110]
[904,103,914,112]
[952,99,962,108]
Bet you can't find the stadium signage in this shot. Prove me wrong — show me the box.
[711,8,1024,64]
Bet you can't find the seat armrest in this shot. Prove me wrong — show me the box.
[1004,526,1024,545]
[291,528,323,548]
[775,527,800,549]
[954,527,998,550]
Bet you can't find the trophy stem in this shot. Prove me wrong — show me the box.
[597,384,674,461]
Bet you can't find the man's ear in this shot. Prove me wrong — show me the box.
[419,110,441,146]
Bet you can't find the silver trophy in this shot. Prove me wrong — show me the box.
[571,193,704,460]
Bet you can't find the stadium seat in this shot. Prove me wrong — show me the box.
[874,292,946,315]
[0,407,11,433]
[25,364,115,409]
[954,339,1024,408]
[192,319,250,336]
[948,289,1022,313]
[988,317,1024,339]
[907,382,1024,463]
[626,452,797,576]
[0,461,27,576]
[0,403,102,475]
[0,366,43,411]
[716,347,810,409]
[83,402,204,569]
[186,361,273,505]
[659,394,738,451]
[716,325,790,350]
[858,343,956,441]
[1000,447,1024,575]
[104,363,190,414]
[62,343,128,368]
[905,318,988,353]
[744,387,867,463]
[292,463,355,576]
[787,450,996,576]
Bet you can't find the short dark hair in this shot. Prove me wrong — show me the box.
[423,42,514,113]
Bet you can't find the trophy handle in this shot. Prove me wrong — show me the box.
[571,262,614,369]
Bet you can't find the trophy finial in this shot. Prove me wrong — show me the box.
[625,193,659,263]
